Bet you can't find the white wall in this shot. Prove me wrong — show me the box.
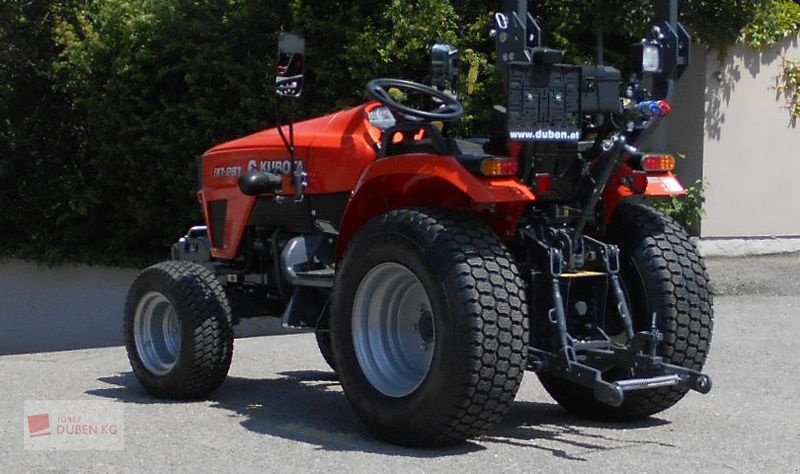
[0,259,286,355]
[701,36,800,237]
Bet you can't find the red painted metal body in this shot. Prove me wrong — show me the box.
[200,104,379,259]
[337,153,535,259]
[603,163,686,222]
[200,102,683,261]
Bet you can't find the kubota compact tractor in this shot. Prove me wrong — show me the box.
[125,0,713,447]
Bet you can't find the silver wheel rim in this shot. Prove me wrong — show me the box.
[352,262,435,398]
[134,291,182,376]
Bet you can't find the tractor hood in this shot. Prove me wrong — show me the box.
[204,105,370,156]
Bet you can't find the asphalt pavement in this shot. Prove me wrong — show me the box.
[1,254,798,473]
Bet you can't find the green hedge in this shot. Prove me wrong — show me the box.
[0,0,769,266]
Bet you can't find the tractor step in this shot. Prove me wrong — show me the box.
[293,268,335,288]
[282,235,335,288]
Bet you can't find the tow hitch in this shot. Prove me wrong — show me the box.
[527,230,713,407]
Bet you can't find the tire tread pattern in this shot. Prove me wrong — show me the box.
[124,261,234,399]
[335,208,528,446]
[612,202,714,417]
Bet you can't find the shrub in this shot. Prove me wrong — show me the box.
[0,0,773,266]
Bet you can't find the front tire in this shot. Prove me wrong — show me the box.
[331,208,528,447]
[124,261,234,399]
[538,202,713,420]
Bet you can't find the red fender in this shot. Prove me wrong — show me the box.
[336,153,536,260]
[604,163,687,223]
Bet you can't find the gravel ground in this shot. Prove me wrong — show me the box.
[707,252,800,296]
[1,253,798,473]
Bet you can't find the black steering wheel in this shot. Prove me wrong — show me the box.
[365,78,464,122]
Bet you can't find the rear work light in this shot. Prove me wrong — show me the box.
[639,154,676,172]
[479,157,519,177]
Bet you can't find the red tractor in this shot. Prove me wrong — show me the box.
[125,0,713,447]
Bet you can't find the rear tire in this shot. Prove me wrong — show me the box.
[124,261,234,399]
[331,208,528,447]
[538,202,713,420]
[315,330,336,373]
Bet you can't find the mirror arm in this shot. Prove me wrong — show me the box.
[275,102,295,160]
[274,103,305,202]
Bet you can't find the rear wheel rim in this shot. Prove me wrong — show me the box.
[134,291,182,376]
[352,262,435,398]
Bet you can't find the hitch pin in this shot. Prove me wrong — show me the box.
[649,312,662,357]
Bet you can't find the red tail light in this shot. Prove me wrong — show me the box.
[640,154,676,172]
[479,157,518,177]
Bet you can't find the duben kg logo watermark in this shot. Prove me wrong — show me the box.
[24,400,124,451]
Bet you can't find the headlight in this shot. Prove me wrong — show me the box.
[641,44,661,73]
[367,106,397,130]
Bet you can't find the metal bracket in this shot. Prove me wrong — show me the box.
[546,247,576,366]
[528,232,712,406]
[603,244,635,340]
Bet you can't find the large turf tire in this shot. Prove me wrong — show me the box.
[124,261,234,399]
[331,208,528,447]
[538,202,713,420]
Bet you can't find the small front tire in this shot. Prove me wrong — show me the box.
[124,261,234,399]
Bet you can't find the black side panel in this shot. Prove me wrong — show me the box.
[527,141,584,202]
[308,193,350,230]
[249,193,350,233]
[250,197,314,233]
[208,199,228,247]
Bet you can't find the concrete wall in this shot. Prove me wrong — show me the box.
[638,42,709,235]
[0,259,286,355]
[663,42,709,191]
[701,36,800,238]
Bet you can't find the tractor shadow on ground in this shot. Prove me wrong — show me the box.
[87,370,672,459]
[484,401,673,461]
[86,370,481,456]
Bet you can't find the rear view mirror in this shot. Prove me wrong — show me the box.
[430,43,460,97]
[275,33,305,98]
